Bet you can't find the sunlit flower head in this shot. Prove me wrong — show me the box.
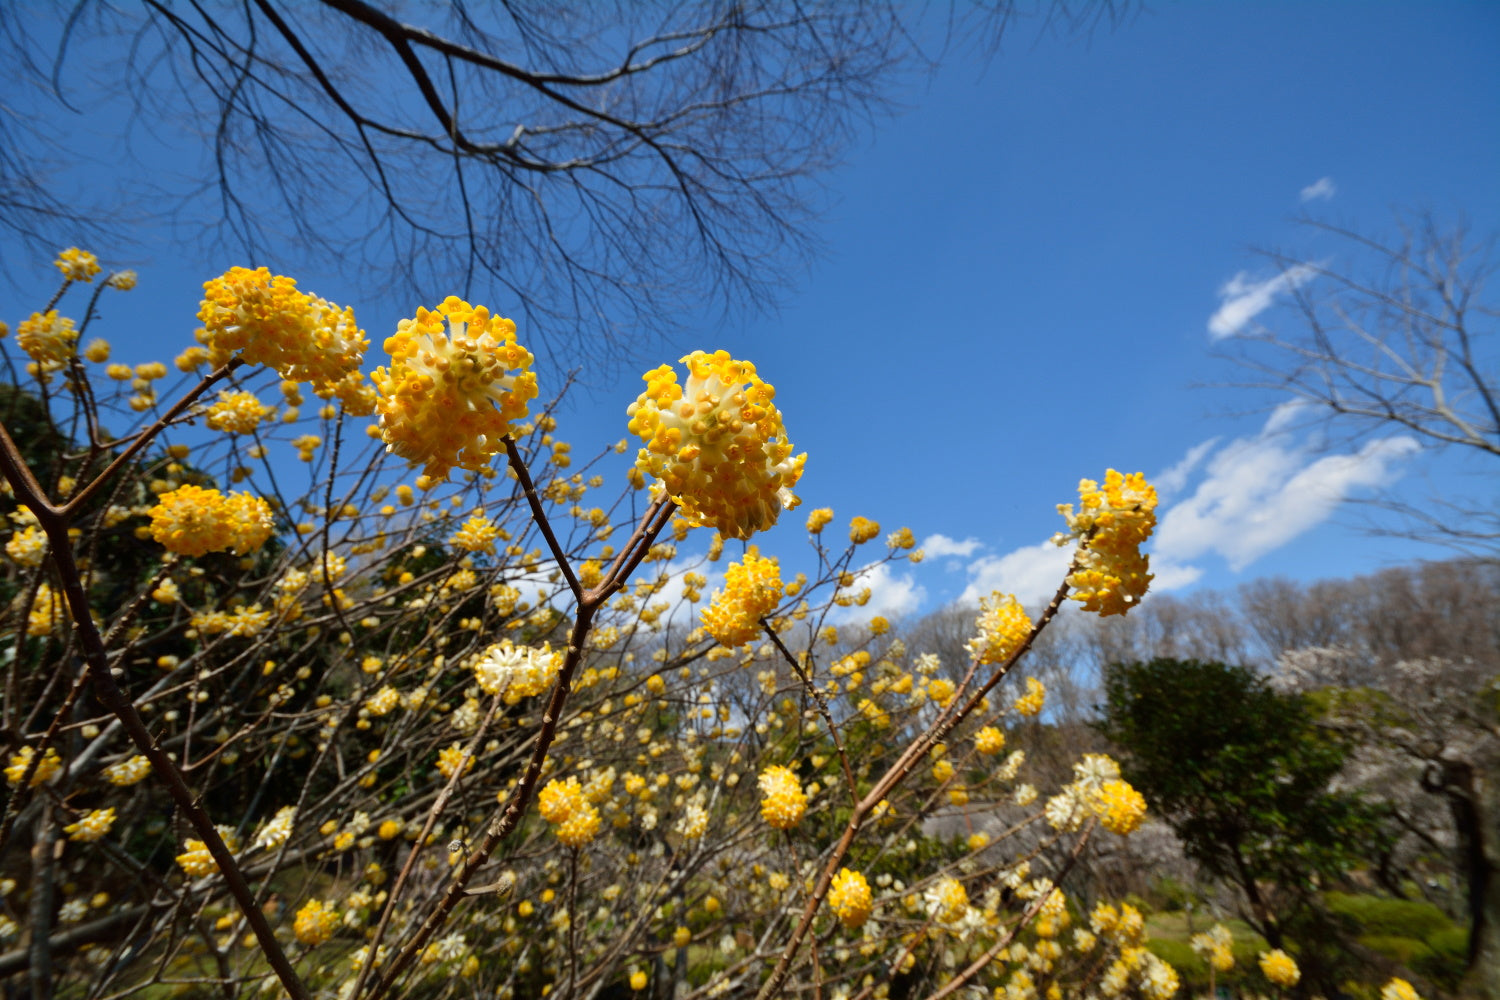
[827,868,873,929]
[538,776,602,847]
[450,513,501,554]
[757,764,807,829]
[626,350,805,540]
[176,827,239,878]
[148,485,274,557]
[975,726,1006,755]
[1090,779,1147,835]
[1259,948,1300,987]
[5,526,46,568]
[206,390,274,434]
[64,807,117,842]
[1381,979,1421,1000]
[1055,470,1158,616]
[701,546,783,648]
[1014,676,1046,717]
[197,267,366,386]
[16,311,78,368]
[372,297,536,481]
[6,746,62,787]
[294,899,340,946]
[966,591,1031,665]
[471,640,562,704]
[252,805,297,852]
[103,755,151,786]
[924,877,969,925]
[55,248,101,282]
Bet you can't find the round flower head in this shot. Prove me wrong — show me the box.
[700,546,783,648]
[372,297,537,481]
[966,592,1031,665]
[148,485,274,557]
[1055,470,1158,616]
[293,899,340,946]
[1259,948,1300,986]
[827,868,873,929]
[16,311,78,368]
[1090,779,1147,835]
[55,248,101,282]
[626,350,805,540]
[197,267,366,386]
[756,764,807,829]
[925,877,969,924]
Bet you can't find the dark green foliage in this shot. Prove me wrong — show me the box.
[1096,658,1380,952]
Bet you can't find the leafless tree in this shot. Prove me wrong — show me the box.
[2,0,1132,369]
[1222,213,1499,553]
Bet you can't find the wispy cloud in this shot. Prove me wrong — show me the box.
[1299,176,1337,202]
[1152,415,1420,572]
[1153,438,1219,497]
[920,533,983,559]
[957,540,1072,610]
[1208,263,1319,340]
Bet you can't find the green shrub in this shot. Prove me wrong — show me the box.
[1325,892,1456,940]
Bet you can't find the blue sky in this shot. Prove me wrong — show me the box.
[10,2,1498,621]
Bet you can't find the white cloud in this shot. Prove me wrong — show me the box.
[1153,438,1219,497]
[831,562,925,622]
[1149,561,1204,592]
[1208,263,1320,340]
[1152,414,1420,572]
[957,540,1072,610]
[920,533,983,559]
[1299,176,1337,202]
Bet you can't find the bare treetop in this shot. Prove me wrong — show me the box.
[3,1,1128,370]
[1221,213,1499,552]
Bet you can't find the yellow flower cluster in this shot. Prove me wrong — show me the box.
[64,807,117,843]
[1090,779,1148,836]
[1259,948,1300,987]
[925,877,968,924]
[1191,923,1235,972]
[103,755,151,786]
[756,765,807,830]
[626,350,805,540]
[848,516,880,544]
[196,267,367,387]
[55,247,101,282]
[435,744,474,779]
[176,828,238,878]
[190,605,273,638]
[252,806,297,852]
[1381,979,1422,1000]
[1013,676,1046,717]
[27,583,62,637]
[827,868,873,929]
[805,508,833,533]
[5,746,62,787]
[293,899,340,946]
[701,547,783,648]
[372,297,537,481]
[1055,470,1158,616]
[471,641,561,704]
[450,514,501,554]
[538,777,602,847]
[4,526,46,568]
[966,591,1031,665]
[206,390,274,434]
[148,485,275,557]
[974,726,1006,755]
[16,311,78,367]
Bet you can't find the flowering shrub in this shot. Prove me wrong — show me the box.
[2,251,1355,1000]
